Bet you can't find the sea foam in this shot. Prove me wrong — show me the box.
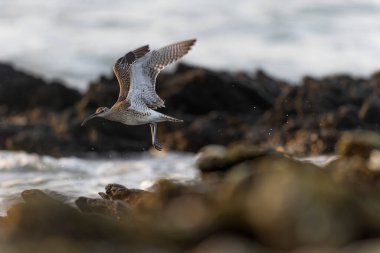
[1,0,380,90]
[0,150,199,215]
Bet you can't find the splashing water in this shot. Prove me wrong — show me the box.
[0,150,199,215]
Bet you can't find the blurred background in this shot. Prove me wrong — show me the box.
[5,2,380,252]
[1,0,380,90]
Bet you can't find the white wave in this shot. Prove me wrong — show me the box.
[296,155,339,167]
[1,0,380,90]
[0,150,199,215]
[0,149,339,215]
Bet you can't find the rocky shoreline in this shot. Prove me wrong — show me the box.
[3,62,380,252]
[2,62,380,156]
[3,134,380,252]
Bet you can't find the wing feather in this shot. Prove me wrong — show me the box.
[145,39,196,90]
[130,39,196,108]
[112,45,150,102]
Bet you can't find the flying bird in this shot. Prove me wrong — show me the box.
[81,39,196,150]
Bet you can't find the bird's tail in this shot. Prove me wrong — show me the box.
[160,114,183,123]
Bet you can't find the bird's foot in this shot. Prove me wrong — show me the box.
[153,141,163,151]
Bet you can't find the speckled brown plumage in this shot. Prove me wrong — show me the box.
[81,39,197,150]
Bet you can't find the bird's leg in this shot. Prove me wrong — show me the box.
[149,123,162,151]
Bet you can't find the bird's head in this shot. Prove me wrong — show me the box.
[81,107,110,126]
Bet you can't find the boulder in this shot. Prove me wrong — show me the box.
[0,63,80,113]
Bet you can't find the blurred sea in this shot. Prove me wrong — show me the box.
[1,0,380,90]
[0,149,338,215]
[0,150,199,215]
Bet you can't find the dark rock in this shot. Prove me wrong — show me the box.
[189,235,265,253]
[196,144,276,173]
[6,145,380,251]
[196,145,228,172]
[5,189,128,242]
[2,61,380,155]
[243,158,361,249]
[75,197,130,219]
[336,105,361,129]
[0,63,80,113]
[4,124,78,156]
[76,75,119,114]
[162,112,254,152]
[359,96,380,125]
[335,131,380,158]
[156,66,280,115]
[100,183,148,205]
[326,131,380,189]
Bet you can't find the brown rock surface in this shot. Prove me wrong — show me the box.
[1,62,380,155]
[4,137,380,252]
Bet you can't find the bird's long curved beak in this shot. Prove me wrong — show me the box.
[81,113,99,127]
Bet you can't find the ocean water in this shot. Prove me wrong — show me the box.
[0,150,199,215]
[1,0,380,90]
[0,149,339,215]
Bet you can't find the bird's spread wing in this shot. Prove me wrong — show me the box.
[128,39,196,109]
[112,45,150,103]
[144,39,196,92]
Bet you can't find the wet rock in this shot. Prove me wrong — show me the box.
[6,148,380,252]
[194,144,380,250]
[196,145,228,172]
[196,144,277,173]
[189,235,268,253]
[336,105,361,129]
[4,124,77,156]
[359,96,380,125]
[325,131,380,188]
[75,197,130,219]
[75,75,118,114]
[163,112,253,152]
[2,61,380,155]
[157,64,281,115]
[4,189,128,242]
[343,239,380,253]
[335,131,380,158]
[0,63,80,113]
[244,160,359,249]
[100,183,148,205]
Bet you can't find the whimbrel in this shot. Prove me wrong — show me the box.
[81,39,196,150]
